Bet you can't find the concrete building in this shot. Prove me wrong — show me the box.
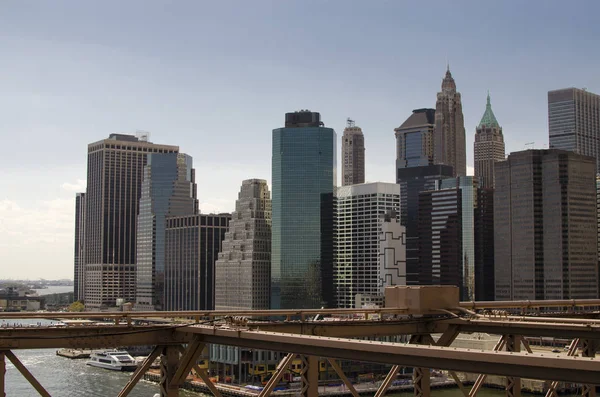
[135,153,198,311]
[335,183,406,308]
[549,88,600,171]
[83,133,178,309]
[495,149,598,300]
[418,177,495,301]
[434,67,466,177]
[164,214,230,311]
[395,108,436,169]
[74,192,86,302]
[474,93,505,188]
[271,110,336,309]
[215,179,272,311]
[341,119,365,186]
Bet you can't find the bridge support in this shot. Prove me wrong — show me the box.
[300,355,318,397]
[581,339,597,397]
[410,334,433,397]
[4,350,50,397]
[118,345,164,397]
[327,359,359,397]
[374,365,399,397]
[0,352,5,397]
[160,346,181,397]
[505,335,522,397]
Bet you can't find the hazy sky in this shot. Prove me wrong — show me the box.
[1,1,599,279]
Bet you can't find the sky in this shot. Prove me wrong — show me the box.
[1,1,599,279]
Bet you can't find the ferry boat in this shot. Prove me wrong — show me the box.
[86,350,138,371]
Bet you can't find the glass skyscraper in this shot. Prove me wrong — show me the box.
[271,111,336,309]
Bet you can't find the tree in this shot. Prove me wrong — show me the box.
[68,301,84,312]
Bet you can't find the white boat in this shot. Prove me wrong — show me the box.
[86,350,138,371]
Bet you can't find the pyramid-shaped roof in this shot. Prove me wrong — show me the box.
[478,92,500,128]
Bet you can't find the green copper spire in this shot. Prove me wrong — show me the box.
[478,91,500,128]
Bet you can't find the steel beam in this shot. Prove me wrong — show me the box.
[582,340,597,397]
[327,359,359,397]
[300,355,318,397]
[545,339,579,397]
[259,353,295,397]
[374,365,399,397]
[469,336,506,397]
[160,345,180,397]
[4,350,50,397]
[193,364,222,397]
[505,335,522,397]
[118,345,163,397]
[171,338,205,386]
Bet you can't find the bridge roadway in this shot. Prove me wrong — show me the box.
[1,299,600,397]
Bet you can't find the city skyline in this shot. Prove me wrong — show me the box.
[1,1,600,279]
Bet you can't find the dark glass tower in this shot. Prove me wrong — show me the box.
[74,192,86,302]
[271,110,336,309]
[135,153,198,310]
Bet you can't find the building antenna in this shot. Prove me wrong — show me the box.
[346,118,355,128]
[524,142,535,150]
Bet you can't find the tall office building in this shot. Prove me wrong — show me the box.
[474,93,505,188]
[495,149,598,300]
[74,192,86,302]
[418,176,494,301]
[549,88,600,171]
[135,153,198,311]
[434,67,466,177]
[164,214,230,311]
[83,134,178,309]
[335,183,405,308]
[271,110,336,309]
[395,108,436,169]
[215,179,272,311]
[341,119,365,186]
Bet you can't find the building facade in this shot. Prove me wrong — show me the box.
[474,93,505,188]
[74,192,86,302]
[335,183,405,308]
[135,153,198,311]
[418,177,494,301]
[495,149,598,300]
[434,67,466,177]
[395,108,435,169]
[341,119,365,186]
[215,179,272,311]
[83,134,178,309]
[549,88,600,171]
[271,111,336,309]
[164,214,230,311]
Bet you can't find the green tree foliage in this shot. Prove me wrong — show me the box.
[67,301,85,312]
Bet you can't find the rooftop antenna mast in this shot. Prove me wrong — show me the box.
[524,142,535,150]
[346,118,355,128]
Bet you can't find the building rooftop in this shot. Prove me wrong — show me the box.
[398,108,435,129]
[478,92,500,129]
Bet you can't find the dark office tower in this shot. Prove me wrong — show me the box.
[495,149,598,301]
[215,179,272,310]
[271,110,336,309]
[434,66,466,177]
[341,119,365,186]
[395,108,436,169]
[418,176,494,301]
[164,214,230,311]
[475,188,495,301]
[135,153,198,311]
[474,93,505,188]
[83,134,178,309]
[549,88,600,171]
[74,192,86,302]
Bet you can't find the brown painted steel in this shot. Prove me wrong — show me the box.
[118,345,164,397]
[259,353,295,397]
[374,365,399,397]
[4,350,51,397]
[0,352,5,397]
[193,364,222,397]
[327,359,359,397]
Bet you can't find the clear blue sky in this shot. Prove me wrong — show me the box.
[1,1,598,279]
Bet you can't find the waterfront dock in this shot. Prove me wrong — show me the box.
[56,348,91,359]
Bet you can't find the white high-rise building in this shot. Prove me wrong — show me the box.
[335,182,406,308]
[215,179,272,310]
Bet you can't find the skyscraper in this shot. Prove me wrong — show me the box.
[135,153,198,310]
[434,67,466,177]
[83,133,178,309]
[74,192,86,302]
[495,149,598,300]
[215,179,272,311]
[395,108,436,169]
[474,93,505,188]
[341,119,365,186]
[418,176,494,301]
[335,182,405,308]
[549,88,600,171]
[164,214,230,311]
[271,110,336,309]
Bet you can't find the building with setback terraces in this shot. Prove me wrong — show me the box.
[474,93,505,189]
